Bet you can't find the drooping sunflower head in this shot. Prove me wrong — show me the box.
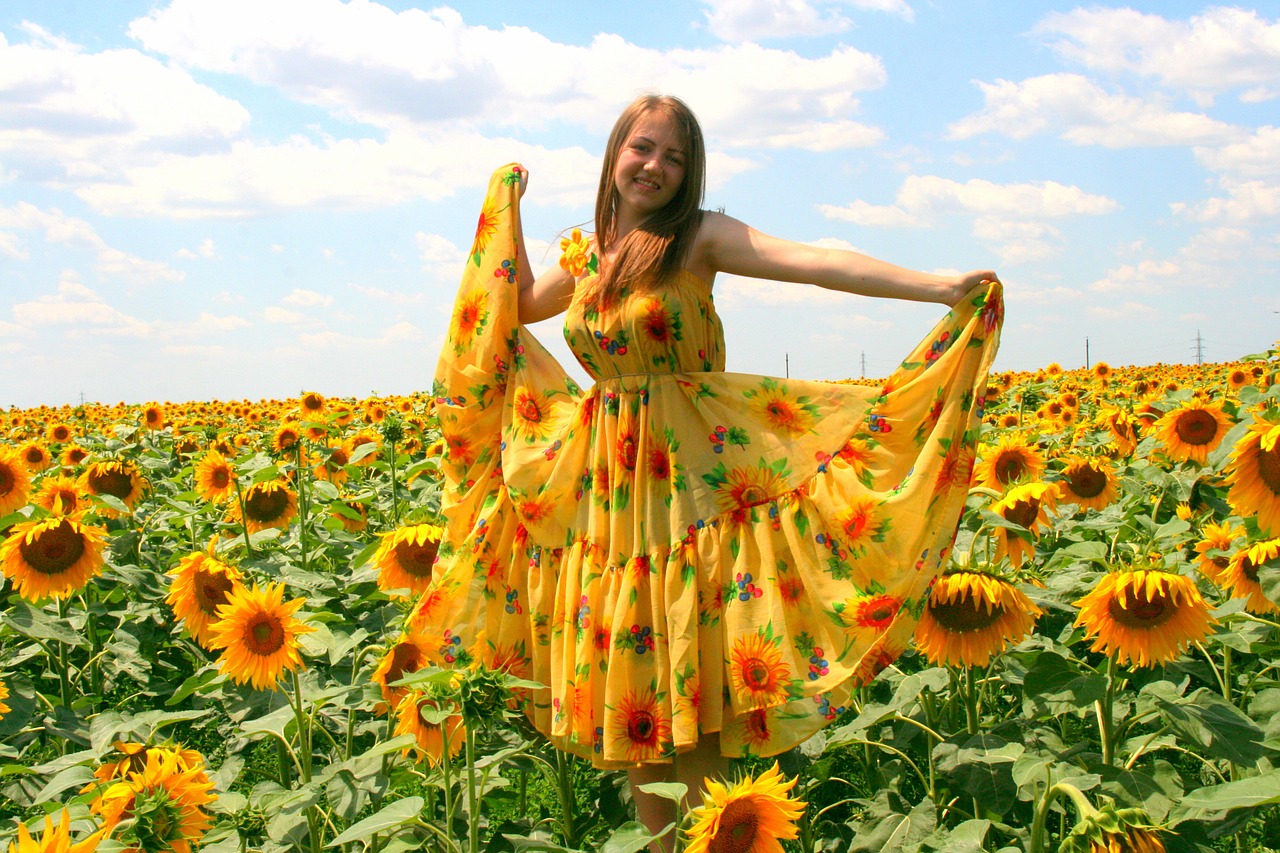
[1060,803,1166,853]
[0,515,107,601]
[371,632,431,712]
[166,550,244,649]
[80,459,148,516]
[393,690,465,766]
[372,523,445,596]
[91,747,215,853]
[990,482,1057,568]
[1073,569,1215,667]
[1218,538,1280,615]
[1193,521,1244,582]
[0,446,32,517]
[208,582,313,691]
[1223,415,1280,536]
[1153,399,1233,464]
[684,762,806,853]
[1097,406,1141,457]
[914,570,1042,668]
[1055,455,1119,513]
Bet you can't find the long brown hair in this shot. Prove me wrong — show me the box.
[576,94,706,309]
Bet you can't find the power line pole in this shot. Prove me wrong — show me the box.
[784,353,789,379]
[861,350,866,378]
[1193,331,1204,365]
[1085,337,1090,370]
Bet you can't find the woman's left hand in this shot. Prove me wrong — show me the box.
[947,270,999,306]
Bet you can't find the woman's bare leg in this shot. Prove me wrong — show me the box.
[630,739,731,853]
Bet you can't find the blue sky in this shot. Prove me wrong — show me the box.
[1,1,1277,408]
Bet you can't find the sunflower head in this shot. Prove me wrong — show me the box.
[1073,569,1215,667]
[208,582,313,691]
[0,446,32,517]
[915,570,1043,668]
[1153,399,1233,464]
[80,459,148,516]
[1060,803,1166,853]
[373,523,445,596]
[0,515,106,601]
[684,763,806,853]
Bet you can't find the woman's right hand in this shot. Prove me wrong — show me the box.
[946,270,999,307]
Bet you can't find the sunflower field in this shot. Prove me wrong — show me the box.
[1,345,1279,853]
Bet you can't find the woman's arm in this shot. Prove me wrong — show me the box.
[511,167,576,324]
[693,212,995,307]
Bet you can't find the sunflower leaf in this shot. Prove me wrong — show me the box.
[1142,682,1264,766]
[326,796,425,847]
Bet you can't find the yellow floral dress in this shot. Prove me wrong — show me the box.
[415,164,1003,768]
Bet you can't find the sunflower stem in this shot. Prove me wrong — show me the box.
[1096,655,1117,766]
[1029,781,1098,853]
[963,665,980,736]
[388,438,400,527]
[554,746,579,847]
[232,476,255,559]
[294,444,309,575]
[465,723,479,853]
[290,669,313,783]
[82,587,104,703]
[55,598,74,719]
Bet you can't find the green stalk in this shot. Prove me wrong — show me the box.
[554,747,578,847]
[1095,655,1117,766]
[466,725,480,853]
[963,665,980,736]
[1029,781,1097,853]
[388,438,400,526]
[232,476,255,558]
[294,444,309,574]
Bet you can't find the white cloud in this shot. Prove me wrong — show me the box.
[263,306,304,324]
[972,218,1064,266]
[1195,126,1280,179]
[948,74,1241,148]
[175,238,218,260]
[1173,179,1280,223]
[700,0,914,42]
[11,276,150,336]
[0,201,183,284]
[1088,259,1181,295]
[1035,6,1280,105]
[295,321,424,350]
[282,288,334,307]
[713,273,846,310]
[349,284,427,307]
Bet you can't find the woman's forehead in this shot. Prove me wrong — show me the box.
[628,112,685,148]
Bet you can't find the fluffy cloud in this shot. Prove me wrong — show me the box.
[948,74,1241,148]
[0,202,183,284]
[1035,6,1280,105]
[700,0,914,42]
[11,278,150,336]
[822,175,1117,222]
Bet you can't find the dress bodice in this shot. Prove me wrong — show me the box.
[563,269,726,380]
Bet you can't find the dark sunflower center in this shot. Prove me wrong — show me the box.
[1107,585,1175,628]
[843,513,870,539]
[51,427,71,442]
[866,602,895,623]
[194,570,235,616]
[67,448,87,464]
[627,710,656,744]
[245,488,288,522]
[210,467,230,489]
[742,658,773,690]
[393,539,439,577]
[929,593,1005,632]
[1005,498,1040,528]
[517,399,542,423]
[88,467,133,499]
[994,453,1027,485]
[1067,464,1107,498]
[737,486,767,506]
[18,520,85,575]
[277,431,298,449]
[245,615,286,655]
[386,643,421,683]
[23,448,45,466]
[1175,410,1218,445]
[0,466,13,493]
[710,799,760,853]
[1259,442,1280,496]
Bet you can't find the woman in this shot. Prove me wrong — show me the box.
[418,94,1002,847]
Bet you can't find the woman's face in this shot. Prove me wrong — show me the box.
[612,110,687,219]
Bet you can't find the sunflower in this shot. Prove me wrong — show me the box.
[841,591,903,634]
[0,678,9,721]
[684,762,805,853]
[989,482,1056,568]
[393,690,465,766]
[194,449,237,504]
[91,741,205,787]
[1222,414,1280,535]
[974,433,1046,490]
[1218,538,1280,615]
[141,404,166,431]
[299,391,326,418]
[712,463,789,517]
[372,523,445,595]
[80,459,147,516]
[746,382,815,437]
[1073,569,1215,667]
[1063,804,1166,853]
[208,582,313,690]
[1055,456,1119,512]
[229,480,298,534]
[831,495,887,551]
[4,810,104,853]
[1227,367,1251,391]
[914,571,1042,668]
[1153,400,1233,464]
[470,197,502,261]
[0,515,106,601]
[729,633,792,708]
[345,430,381,466]
[331,498,368,533]
[46,423,74,444]
[272,423,301,453]
[371,632,432,712]
[18,442,51,473]
[313,442,351,485]
[609,686,672,762]
[167,548,244,649]
[1193,521,1243,581]
[0,446,31,516]
[510,386,558,443]
[449,288,489,354]
[92,749,214,853]
[62,445,89,467]
[1097,406,1141,457]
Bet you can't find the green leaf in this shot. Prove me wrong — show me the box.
[6,600,84,646]
[1174,769,1280,822]
[933,735,1023,817]
[635,781,686,804]
[326,796,424,847]
[166,667,226,706]
[1144,683,1264,766]
[1022,651,1107,715]
[599,821,669,853]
